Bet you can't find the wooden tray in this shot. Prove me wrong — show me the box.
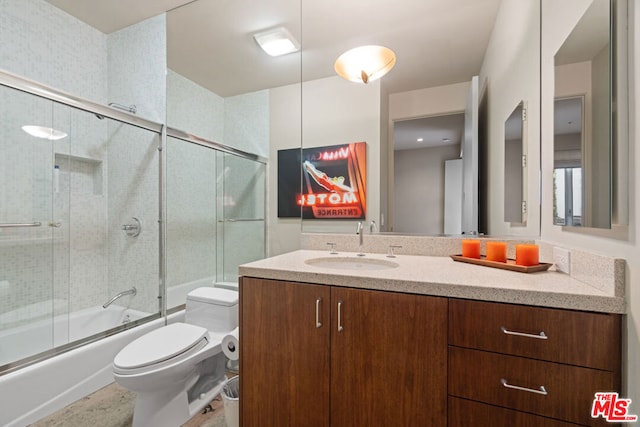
[450,255,552,273]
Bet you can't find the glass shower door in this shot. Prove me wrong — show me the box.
[165,136,219,310]
[0,85,61,367]
[216,152,266,287]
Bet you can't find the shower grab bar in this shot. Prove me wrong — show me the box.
[0,222,42,228]
[108,102,137,115]
[102,287,137,309]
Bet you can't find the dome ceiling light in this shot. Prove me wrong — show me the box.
[334,45,396,84]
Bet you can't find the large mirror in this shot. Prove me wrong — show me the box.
[552,0,612,229]
[299,0,541,238]
[161,0,541,241]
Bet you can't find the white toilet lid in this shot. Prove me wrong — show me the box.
[114,323,209,371]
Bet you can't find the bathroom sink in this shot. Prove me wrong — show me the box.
[305,256,399,271]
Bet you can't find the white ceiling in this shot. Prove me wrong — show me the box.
[46,0,501,97]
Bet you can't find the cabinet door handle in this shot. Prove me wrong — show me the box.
[337,300,344,332]
[501,326,548,340]
[501,378,548,395]
[315,298,322,328]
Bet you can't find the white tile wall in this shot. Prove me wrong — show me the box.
[167,70,225,142]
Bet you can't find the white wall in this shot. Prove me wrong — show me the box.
[479,0,540,237]
[540,0,639,406]
[300,76,382,235]
[394,145,461,234]
[268,83,302,256]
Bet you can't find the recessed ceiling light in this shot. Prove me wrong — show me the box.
[417,138,424,142]
[442,138,451,143]
[253,27,300,57]
[334,45,396,84]
[22,125,68,140]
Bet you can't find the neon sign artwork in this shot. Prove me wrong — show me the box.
[277,142,366,219]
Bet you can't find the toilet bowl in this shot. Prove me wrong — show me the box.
[113,287,238,427]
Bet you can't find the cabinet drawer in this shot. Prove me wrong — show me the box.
[449,397,583,427]
[449,347,617,426]
[449,299,621,370]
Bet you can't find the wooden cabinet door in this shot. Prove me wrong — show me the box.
[241,277,331,427]
[330,287,447,427]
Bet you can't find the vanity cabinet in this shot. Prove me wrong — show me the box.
[448,299,622,427]
[240,277,448,427]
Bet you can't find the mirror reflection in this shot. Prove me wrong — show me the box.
[553,0,611,229]
[504,101,527,224]
[393,113,464,235]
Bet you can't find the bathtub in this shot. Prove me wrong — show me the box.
[0,304,148,367]
[0,305,185,427]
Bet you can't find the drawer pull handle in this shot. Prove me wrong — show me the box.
[337,300,344,332]
[501,326,548,340]
[315,298,322,328]
[501,378,548,396]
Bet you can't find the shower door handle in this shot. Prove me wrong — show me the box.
[0,222,42,228]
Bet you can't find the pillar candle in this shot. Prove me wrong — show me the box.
[461,239,481,259]
[516,244,539,266]
[486,241,507,262]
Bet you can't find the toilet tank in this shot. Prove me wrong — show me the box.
[185,287,238,332]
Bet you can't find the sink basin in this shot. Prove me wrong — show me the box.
[305,256,399,271]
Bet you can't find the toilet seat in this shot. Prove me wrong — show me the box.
[114,323,210,375]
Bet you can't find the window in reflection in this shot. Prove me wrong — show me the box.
[553,167,583,226]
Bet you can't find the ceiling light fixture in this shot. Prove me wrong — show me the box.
[22,125,68,140]
[253,27,300,57]
[417,138,424,142]
[334,45,396,84]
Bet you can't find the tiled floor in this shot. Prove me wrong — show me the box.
[29,382,228,427]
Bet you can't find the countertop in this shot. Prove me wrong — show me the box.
[239,250,625,314]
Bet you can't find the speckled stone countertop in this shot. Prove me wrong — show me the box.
[239,249,625,314]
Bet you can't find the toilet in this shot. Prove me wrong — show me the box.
[113,287,238,427]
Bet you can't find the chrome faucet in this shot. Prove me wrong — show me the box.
[369,220,377,233]
[103,287,137,309]
[356,221,365,256]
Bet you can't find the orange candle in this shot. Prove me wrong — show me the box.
[516,244,539,266]
[461,239,481,259]
[486,241,507,262]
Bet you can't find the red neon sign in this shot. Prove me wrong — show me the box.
[298,192,359,207]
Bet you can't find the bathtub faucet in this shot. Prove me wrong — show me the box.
[103,287,137,309]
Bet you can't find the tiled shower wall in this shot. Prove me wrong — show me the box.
[106,15,166,314]
[0,0,165,321]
